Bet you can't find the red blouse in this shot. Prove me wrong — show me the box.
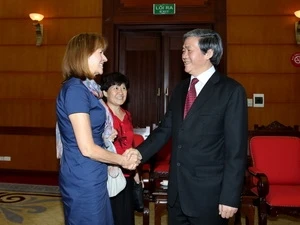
[109,108,134,155]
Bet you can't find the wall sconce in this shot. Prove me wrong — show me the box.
[29,13,44,46]
[295,10,300,44]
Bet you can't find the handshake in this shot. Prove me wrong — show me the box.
[121,148,142,170]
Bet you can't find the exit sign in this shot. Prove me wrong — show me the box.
[153,4,176,15]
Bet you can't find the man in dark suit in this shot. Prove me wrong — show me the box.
[137,29,248,225]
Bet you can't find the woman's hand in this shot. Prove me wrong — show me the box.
[109,129,118,141]
[123,148,142,161]
[121,148,142,170]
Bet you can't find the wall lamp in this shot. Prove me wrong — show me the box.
[295,10,300,44]
[29,13,44,46]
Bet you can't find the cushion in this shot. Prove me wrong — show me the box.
[252,185,300,207]
[250,136,300,185]
[133,134,144,147]
[154,162,169,172]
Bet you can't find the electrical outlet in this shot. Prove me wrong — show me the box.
[247,98,253,107]
[253,94,264,107]
[0,156,11,161]
[3,156,11,161]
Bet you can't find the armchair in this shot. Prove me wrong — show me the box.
[136,137,171,225]
[133,133,151,224]
[148,139,172,196]
[150,139,171,179]
[248,136,300,225]
[133,133,149,184]
[234,121,300,225]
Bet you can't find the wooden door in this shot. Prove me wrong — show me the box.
[118,27,206,128]
[119,31,162,128]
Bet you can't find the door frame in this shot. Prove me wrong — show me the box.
[102,0,227,74]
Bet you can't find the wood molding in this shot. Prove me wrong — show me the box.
[0,169,59,185]
[120,0,209,8]
[0,126,55,136]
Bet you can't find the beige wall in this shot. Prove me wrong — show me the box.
[0,0,103,171]
[227,0,300,128]
[0,0,300,171]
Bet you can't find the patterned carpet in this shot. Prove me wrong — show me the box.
[0,183,62,225]
[0,183,299,225]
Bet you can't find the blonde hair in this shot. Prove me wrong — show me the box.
[62,33,108,80]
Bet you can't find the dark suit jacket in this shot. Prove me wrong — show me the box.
[138,71,248,219]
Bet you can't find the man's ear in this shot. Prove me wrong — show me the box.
[205,49,214,59]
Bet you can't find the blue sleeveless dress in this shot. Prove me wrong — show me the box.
[56,77,114,225]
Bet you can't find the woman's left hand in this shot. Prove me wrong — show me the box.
[109,129,118,141]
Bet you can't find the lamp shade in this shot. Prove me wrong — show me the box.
[29,13,44,21]
[295,10,300,18]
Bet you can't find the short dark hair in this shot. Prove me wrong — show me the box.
[183,29,223,65]
[99,72,130,92]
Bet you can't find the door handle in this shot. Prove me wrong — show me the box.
[165,88,169,96]
[157,88,161,96]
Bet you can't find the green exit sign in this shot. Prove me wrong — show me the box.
[153,4,176,15]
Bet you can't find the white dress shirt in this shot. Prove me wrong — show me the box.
[189,66,215,96]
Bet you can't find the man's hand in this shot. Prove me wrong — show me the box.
[219,204,238,219]
[121,148,142,170]
[123,148,142,161]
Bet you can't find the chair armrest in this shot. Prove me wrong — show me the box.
[248,167,269,197]
[248,166,264,175]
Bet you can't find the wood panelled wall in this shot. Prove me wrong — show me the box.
[0,0,103,172]
[227,0,300,128]
[0,0,300,173]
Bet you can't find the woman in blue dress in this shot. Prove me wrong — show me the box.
[56,33,141,225]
